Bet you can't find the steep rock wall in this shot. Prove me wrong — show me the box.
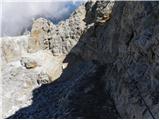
[28,1,159,118]
[77,1,159,118]
[1,1,159,119]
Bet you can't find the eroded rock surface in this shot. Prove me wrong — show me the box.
[20,57,38,69]
[28,5,86,56]
[1,1,159,119]
[80,1,159,118]
[1,35,29,64]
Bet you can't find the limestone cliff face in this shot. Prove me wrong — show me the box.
[28,1,158,118]
[28,5,86,55]
[1,1,159,119]
[76,1,159,118]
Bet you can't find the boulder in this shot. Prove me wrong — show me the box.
[20,57,37,69]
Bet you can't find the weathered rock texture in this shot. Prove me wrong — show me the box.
[1,0,159,119]
[82,1,159,118]
[1,36,64,118]
[28,5,86,56]
[1,35,29,64]
[73,1,159,119]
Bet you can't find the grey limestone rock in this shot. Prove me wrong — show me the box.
[78,1,159,119]
[29,5,86,56]
[20,57,37,69]
[1,0,159,119]
[37,72,51,85]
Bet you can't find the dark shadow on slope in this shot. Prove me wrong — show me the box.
[8,52,120,118]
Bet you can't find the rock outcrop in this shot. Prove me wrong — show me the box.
[80,1,159,118]
[20,57,38,69]
[1,35,29,64]
[1,0,159,119]
[28,5,86,56]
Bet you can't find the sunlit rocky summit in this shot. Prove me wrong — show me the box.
[1,1,159,119]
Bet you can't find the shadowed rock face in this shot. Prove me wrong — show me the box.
[75,1,159,118]
[1,1,159,119]
[8,58,121,119]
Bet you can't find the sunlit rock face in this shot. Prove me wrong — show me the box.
[1,35,29,64]
[1,45,64,118]
[1,1,159,119]
[28,5,86,56]
[28,18,56,53]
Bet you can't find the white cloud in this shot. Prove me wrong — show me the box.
[1,1,83,37]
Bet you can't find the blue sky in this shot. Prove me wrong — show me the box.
[1,1,85,37]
